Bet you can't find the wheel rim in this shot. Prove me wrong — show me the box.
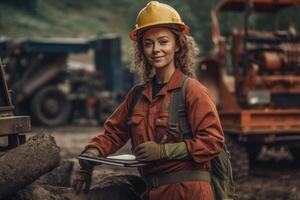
[43,98,60,116]
[40,93,65,119]
[32,87,71,126]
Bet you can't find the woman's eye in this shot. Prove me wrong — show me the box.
[160,40,169,45]
[144,42,152,48]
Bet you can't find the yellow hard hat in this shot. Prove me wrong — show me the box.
[130,1,190,41]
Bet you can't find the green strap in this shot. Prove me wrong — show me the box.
[180,76,193,139]
[144,170,210,189]
[128,85,145,118]
[127,84,145,139]
[168,75,193,139]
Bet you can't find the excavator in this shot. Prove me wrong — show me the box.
[198,0,300,179]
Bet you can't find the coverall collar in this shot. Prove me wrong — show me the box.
[142,68,185,102]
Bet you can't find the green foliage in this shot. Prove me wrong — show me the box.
[0,0,299,54]
[1,0,41,14]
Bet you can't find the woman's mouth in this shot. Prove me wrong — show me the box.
[152,56,164,61]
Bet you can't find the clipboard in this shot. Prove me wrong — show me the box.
[78,155,148,168]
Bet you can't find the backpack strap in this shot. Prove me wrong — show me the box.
[127,84,145,152]
[168,75,193,139]
[128,85,145,119]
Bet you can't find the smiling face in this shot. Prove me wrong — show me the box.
[142,27,178,70]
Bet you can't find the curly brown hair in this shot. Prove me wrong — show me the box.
[130,26,200,83]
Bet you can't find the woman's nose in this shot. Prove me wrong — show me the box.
[153,42,160,53]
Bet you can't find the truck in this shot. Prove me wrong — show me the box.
[198,0,300,179]
[0,35,132,126]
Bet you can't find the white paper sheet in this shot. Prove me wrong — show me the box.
[106,154,136,161]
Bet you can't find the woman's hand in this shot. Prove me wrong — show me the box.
[134,141,189,162]
[134,141,167,161]
[72,148,100,194]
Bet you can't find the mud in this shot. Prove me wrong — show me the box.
[236,160,300,200]
[31,126,300,200]
[0,133,60,198]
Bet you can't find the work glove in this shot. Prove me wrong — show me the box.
[134,141,167,161]
[164,142,189,160]
[134,141,189,162]
[72,148,100,194]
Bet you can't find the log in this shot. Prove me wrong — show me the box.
[0,133,60,198]
[7,175,146,200]
[21,174,146,200]
[63,175,147,200]
[38,160,74,187]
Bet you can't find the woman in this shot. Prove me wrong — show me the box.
[73,1,224,199]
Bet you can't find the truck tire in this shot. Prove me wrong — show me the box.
[289,146,300,163]
[226,136,249,180]
[31,86,71,126]
[247,144,262,163]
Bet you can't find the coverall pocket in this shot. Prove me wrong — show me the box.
[155,112,169,143]
[156,112,184,143]
[128,114,146,148]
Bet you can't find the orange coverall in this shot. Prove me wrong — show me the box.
[85,68,224,200]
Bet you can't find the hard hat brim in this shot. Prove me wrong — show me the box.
[130,22,190,41]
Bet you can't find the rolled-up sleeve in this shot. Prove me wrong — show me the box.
[184,79,224,163]
[84,87,136,157]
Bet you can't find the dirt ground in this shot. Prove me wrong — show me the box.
[32,126,300,200]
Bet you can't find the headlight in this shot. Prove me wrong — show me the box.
[247,90,270,106]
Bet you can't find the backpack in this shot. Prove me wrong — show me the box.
[128,76,238,200]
